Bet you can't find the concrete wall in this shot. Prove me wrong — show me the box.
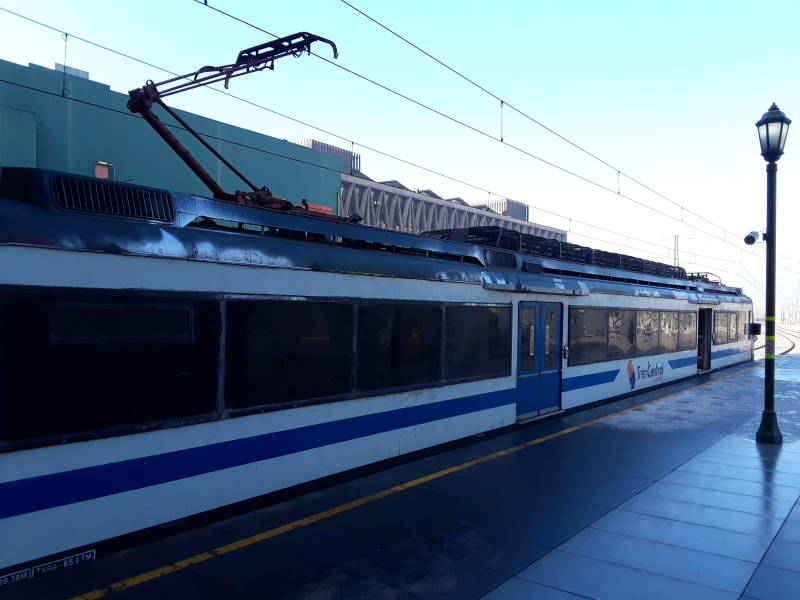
[0,60,340,211]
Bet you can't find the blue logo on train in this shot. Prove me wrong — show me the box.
[627,360,666,390]
[627,360,636,390]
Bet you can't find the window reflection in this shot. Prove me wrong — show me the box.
[636,310,660,356]
[659,312,679,353]
[728,313,738,343]
[678,312,697,350]
[714,312,729,345]
[608,309,636,359]
[570,308,702,365]
[569,308,608,365]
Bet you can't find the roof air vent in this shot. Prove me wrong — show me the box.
[484,249,517,269]
[51,176,175,222]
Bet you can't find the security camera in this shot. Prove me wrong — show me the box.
[744,231,761,245]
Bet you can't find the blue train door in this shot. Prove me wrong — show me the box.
[517,302,562,420]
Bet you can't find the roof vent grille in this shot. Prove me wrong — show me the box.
[51,176,175,222]
[484,249,516,269]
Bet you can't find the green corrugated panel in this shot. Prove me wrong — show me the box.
[0,105,36,167]
[0,59,341,212]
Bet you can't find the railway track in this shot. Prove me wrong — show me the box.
[755,324,799,358]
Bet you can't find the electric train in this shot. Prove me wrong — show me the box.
[0,167,754,579]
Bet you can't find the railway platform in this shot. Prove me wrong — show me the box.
[9,352,800,600]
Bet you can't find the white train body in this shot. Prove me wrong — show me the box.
[0,168,753,575]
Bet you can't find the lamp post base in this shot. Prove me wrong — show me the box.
[756,410,783,444]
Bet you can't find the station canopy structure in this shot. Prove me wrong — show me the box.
[339,173,566,240]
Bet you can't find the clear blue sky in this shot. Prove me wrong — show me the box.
[1,0,799,315]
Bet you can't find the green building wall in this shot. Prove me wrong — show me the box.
[0,59,340,212]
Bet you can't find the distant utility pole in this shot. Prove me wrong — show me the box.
[673,235,679,268]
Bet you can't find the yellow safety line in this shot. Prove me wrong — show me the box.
[69,365,755,600]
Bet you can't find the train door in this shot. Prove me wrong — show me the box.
[697,308,712,370]
[517,302,562,420]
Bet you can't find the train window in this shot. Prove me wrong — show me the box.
[519,306,536,372]
[0,293,218,443]
[659,312,679,353]
[608,309,636,359]
[728,312,739,343]
[678,312,697,350]
[636,311,660,356]
[51,304,192,343]
[357,304,442,391]
[714,311,729,345]
[445,305,511,380]
[226,300,353,408]
[569,307,608,366]
[543,306,560,369]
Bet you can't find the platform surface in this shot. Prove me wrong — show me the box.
[8,353,800,600]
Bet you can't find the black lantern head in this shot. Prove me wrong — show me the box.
[756,103,791,162]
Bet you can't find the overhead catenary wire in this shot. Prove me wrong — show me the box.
[0,5,673,254]
[5,6,784,274]
[190,7,788,278]
[0,7,486,194]
[334,0,788,262]
[190,1,779,265]
[0,5,796,280]
[2,73,752,279]
[5,76,799,281]
[190,2,631,205]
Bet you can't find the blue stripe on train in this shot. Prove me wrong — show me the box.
[712,348,746,360]
[562,369,620,392]
[0,389,515,520]
[671,348,746,369]
[668,356,696,369]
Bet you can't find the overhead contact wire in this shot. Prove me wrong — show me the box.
[193,0,773,261]
[334,0,756,247]
[0,5,790,277]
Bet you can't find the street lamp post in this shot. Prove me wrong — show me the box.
[755,103,791,445]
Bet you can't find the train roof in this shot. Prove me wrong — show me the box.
[0,167,749,303]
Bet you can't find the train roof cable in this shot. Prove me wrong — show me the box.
[335,0,783,260]
[191,1,777,263]
[0,6,793,279]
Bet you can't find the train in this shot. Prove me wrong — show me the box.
[0,166,754,577]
